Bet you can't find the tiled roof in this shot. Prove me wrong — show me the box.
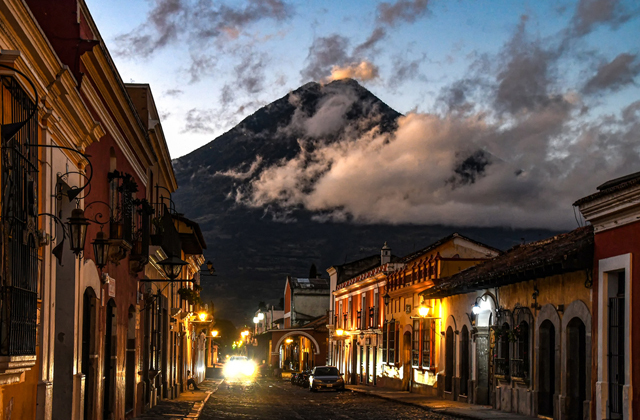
[421,226,594,299]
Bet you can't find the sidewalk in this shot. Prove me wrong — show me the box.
[347,384,538,420]
[133,379,222,420]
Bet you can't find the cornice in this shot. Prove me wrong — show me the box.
[79,68,148,185]
[577,184,640,233]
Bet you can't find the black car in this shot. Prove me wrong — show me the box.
[308,366,345,392]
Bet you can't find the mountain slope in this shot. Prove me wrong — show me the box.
[172,79,558,326]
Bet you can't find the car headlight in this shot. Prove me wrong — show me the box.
[242,361,256,376]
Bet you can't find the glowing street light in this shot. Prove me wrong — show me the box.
[211,330,219,337]
[253,316,259,324]
[241,330,249,338]
[198,312,207,322]
[257,312,264,321]
[418,305,430,317]
[335,329,344,336]
[285,338,293,344]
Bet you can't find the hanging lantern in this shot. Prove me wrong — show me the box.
[67,208,90,255]
[158,254,188,280]
[92,230,111,269]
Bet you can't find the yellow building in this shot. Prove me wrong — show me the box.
[422,226,593,419]
[381,233,500,393]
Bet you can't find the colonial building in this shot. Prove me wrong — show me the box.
[575,171,640,420]
[383,234,500,394]
[269,277,329,371]
[0,2,103,418]
[422,226,594,419]
[0,0,208,418]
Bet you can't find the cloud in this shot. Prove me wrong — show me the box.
[182,108,218,134]
[376,0,431,27]
[164,88,184,96]
[494,16,558,115]
[326,61,380,83]
[234,50,269,93]
[301,35,351,81]
[353,27,387,56]
[388,54,426,89]
[114,0,294,83]
[584,53,640,94]
[570,0,634,36]
[215,12,640,231]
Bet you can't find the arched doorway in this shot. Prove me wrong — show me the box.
[125,305,136,414]
[538,320,555,417]
[460,326,470,397]
[445,326,454,393]
[566,318,586,420]
[82,288,98,420]
[103,299,117,420]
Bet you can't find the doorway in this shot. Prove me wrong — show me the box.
[125,305,136,414]
[402,331,411,391]
[82,288,98,420]
[103,299,117,420]
[566,318,586,420]
[538,320,555,417]
[445,326,454,393]
[460,326,469,396]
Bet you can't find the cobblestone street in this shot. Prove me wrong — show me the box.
[200,378,461,420]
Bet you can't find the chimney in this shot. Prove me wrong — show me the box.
[381,242,391,265]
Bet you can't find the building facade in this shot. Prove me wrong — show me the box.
[422,227,594,419]
[576,171,640,420]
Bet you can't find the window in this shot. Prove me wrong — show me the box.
[513,321,529,378]
[361,294,367,329]
[495,322,510,376]
[382,322,387,363]
[348,297,352,329]
[422,319,435,368]
[412,320,420,367]
[388,320,396,364]
[1,75,39,357]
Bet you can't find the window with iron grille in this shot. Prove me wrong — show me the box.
[388,320,395,364]
[108,170,138,243]
[0,75,39,356]
[412,320,420,367]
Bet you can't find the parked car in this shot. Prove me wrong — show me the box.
[309,366,345,392]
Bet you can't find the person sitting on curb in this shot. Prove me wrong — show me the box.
[186,370,200,391]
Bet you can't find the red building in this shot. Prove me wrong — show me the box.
[575,171,640,420]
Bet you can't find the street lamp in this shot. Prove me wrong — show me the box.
[253,316,259,324]
[335,329,344,336]
[257,312,264,321]
[158,254,188,280]
[92,230,111,269]
[67,208,90,255]
[198,312,207,322]
[211,330,219,337]
[383,292,390,307]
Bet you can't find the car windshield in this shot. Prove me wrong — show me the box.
[314,367,339,376]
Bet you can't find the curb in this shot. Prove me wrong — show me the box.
[183,380,222,419]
